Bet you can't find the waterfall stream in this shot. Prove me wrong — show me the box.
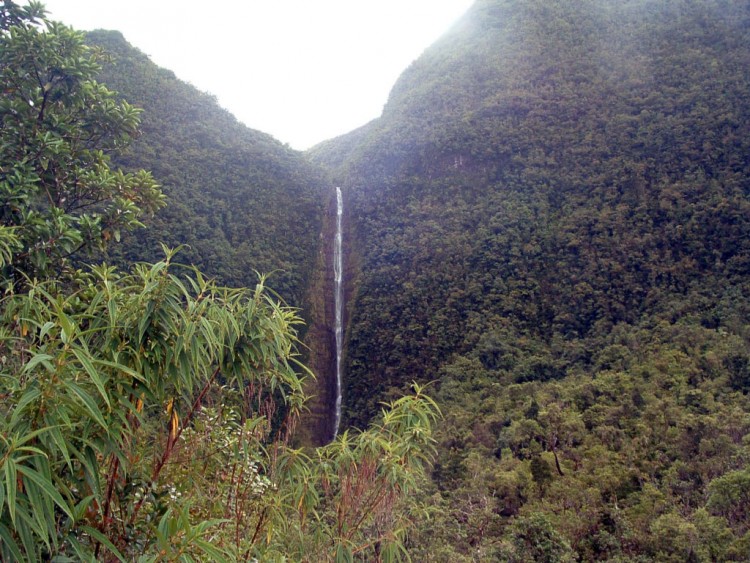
[333,187,344,437]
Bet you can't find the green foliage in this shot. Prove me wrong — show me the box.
[0,249,440,560]
[417,323,750,558]
[706,469,750,534]
[0,3,440,560]
[315,0,750,428]
[83,29,326,308]
[4,0,749,559]
[0,250,302,559]
[262,384,439,560]
[503,513,576,563]
[0,6,164,285]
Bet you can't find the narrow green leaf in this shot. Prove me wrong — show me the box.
[65,534,95,562]
[38,321,55,340]
[10,386,42,426]
[47,426,72,469]
[0,522,25,562]
[80,526,126,562]
[24,471,52,553]
[62,380,107,430]
[4,457,17,525]
[91,358,145,382]
[15,506,46,558]
[73,348,110,408]
[193,539,230,562]
[17,463,74,519]
[21,353,54,374]
[57,312,75,345]
[107,298,117,328]
[11,426,56,448]
[335,543,354,563]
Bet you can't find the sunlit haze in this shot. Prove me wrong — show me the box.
[38,0,475,149]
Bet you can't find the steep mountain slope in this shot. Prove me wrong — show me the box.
[312,0,750,425]
[85,30,328,309]
[311,0,750,558]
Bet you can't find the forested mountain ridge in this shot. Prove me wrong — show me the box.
[311,0,750,424]
[85,30,328,309]
[82,31,347,443]
[311,0,750,559]
[6,0,746,558]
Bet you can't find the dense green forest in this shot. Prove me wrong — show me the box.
[76,30,342,444]
[312,0,750,559]
[83,30,328,310]
[2,0,750,560]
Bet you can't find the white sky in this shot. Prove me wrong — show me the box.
[39,0,474,149]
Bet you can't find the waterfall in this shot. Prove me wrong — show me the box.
[333,186,344,437]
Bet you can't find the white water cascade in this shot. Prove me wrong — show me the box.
[332,186,344,437]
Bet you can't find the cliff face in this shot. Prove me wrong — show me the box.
[302,1,750,557]
[299,187,355,445]
[298,191,337,445]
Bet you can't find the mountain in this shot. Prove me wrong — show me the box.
[85,30,328,310]
[76,2,750,557]
[311,0,750,558]
[84,30,345,444]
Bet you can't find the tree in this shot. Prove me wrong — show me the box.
[503,513,576,563]
[706,469,750,535]
[0,1,163,286]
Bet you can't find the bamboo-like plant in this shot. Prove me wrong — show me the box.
[0,247,309,560]
[0,253,440,560]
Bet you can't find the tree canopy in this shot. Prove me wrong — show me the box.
[0,1,163,287]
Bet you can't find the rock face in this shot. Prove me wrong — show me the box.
[299,188,352,445]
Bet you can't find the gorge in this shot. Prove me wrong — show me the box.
[73,0,750,558]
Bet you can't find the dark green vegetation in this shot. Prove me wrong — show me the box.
[4,0,750,559]
[312,0,750,559]
[84,29,327,309]
[0,3,436,560]
[0,6,163,288]
[79,29,340,444]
